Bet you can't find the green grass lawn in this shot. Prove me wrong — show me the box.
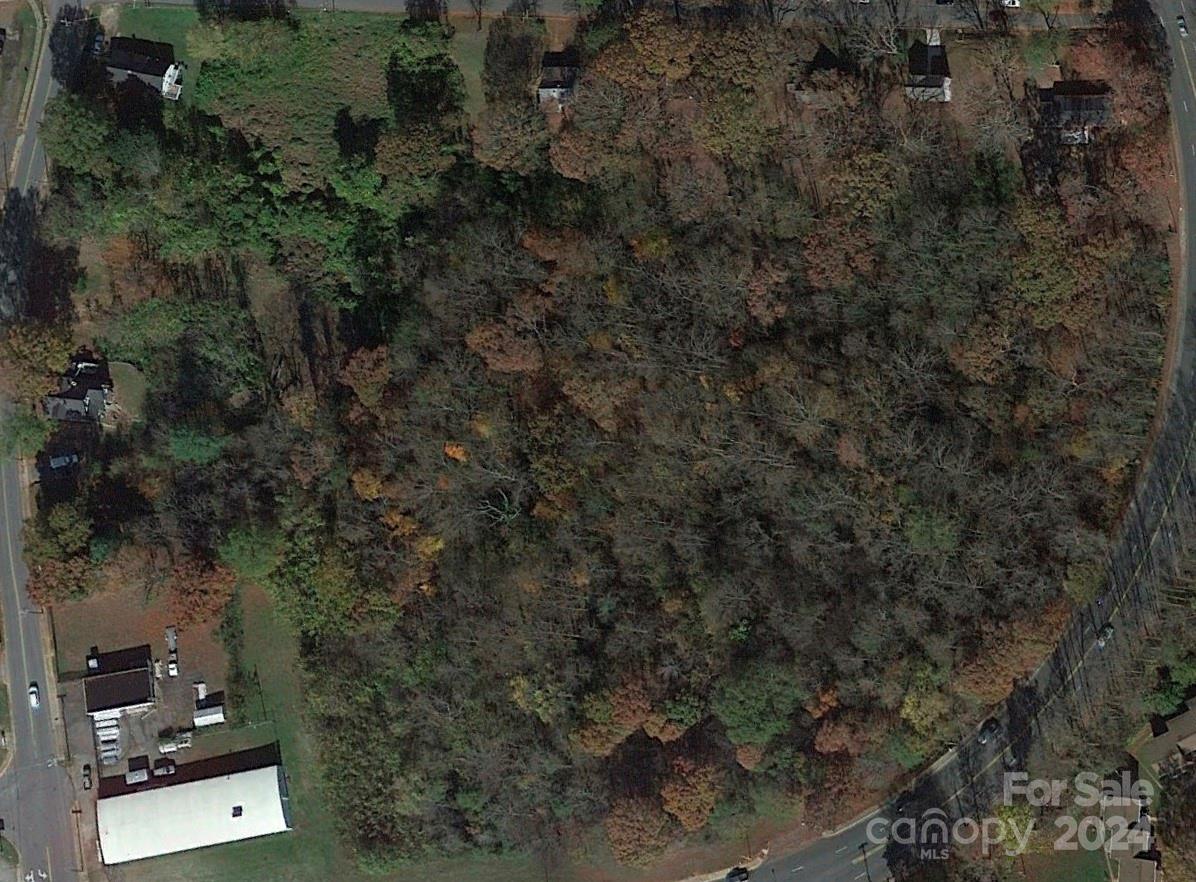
[0,7,40,134]
[109,361,146,422]
[1027,846,1109,882]
[0,835,17,867]
[0,681,10,771]
[448,13,491,120]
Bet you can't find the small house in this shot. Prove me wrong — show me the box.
[106,36,184,101]
[1038,80,1110,144]
[1103,796,1161,882]
[1136,701,1196,778]
[538,48,580,109]
[904,30,951,103]
[43,351,113,423]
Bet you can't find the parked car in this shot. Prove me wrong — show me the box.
[725,869,751,882]
[1002,0,1021,7]
[27,684,39,709]
[0,28,7,56]
[1097,623,1115,649]
[82,763,92,791]
[91,33,104,55]
[1180,15,1190,36]
[978,717,1002,745]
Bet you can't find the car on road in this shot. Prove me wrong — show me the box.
[1180,15,1190,36]
[27,683,39,709]
[82,763,92,791]
[1002,0,1020,7]
[725,869,750,882]
[1097,623,1115,649]
[978,717,1002,745]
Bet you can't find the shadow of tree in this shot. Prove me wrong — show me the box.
[0,187,38,321]
[195,0,297,24]
[333,107,383,161]
[49,5,94,93]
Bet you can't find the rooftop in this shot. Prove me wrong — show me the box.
[106,36,175,78]
[84,669,154,715]
[97,743,291,864]
[1137,701,1196,774]
[87,644,152,676]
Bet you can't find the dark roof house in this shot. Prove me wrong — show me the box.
[1137,701,1196,778]
[106,36,184,100]
[43,351,114,423]
[538,48,580,108]
[905,32,951,102]
[1039,80,1110,142]
[84,645,155,720]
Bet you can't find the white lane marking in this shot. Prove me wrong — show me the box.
[835,846,848,853]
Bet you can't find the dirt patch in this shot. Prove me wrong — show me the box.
[53,578,227,691]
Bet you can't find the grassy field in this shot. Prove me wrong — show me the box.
[448,13,490,119]
[109,361,146,422]
[1025,847,1109,882]
[0,835,16,867]
[0,681,10,772]
[0,6,39,136]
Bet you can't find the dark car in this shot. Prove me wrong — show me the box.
[0,28,7,56]
[82,763,93,791]
[978,717,1002,745]
[725,868,751,882]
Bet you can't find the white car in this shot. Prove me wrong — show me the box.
[1180,15,1190,36]
[28,683,39,709]
[1002,0,1020,7]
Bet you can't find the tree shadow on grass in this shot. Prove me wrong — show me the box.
[0,188,38,321]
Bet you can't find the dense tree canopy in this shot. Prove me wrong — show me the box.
[29,2,1173,872]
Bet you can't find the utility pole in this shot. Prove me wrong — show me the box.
[858,843,874,882]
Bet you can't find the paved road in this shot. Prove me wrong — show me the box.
[0,461,76,882]
[1,0,80,877]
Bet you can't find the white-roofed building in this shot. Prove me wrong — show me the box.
[97,743,291,864]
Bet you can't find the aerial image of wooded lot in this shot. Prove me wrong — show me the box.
[5,0,1196,879]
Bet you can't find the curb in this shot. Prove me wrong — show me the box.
[6,0,47,190]
[820,805,883,839]
[14,0,47,131]
[672,847,768,882]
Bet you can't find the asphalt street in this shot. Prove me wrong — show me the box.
[2,0,81,876]
[0,461,75,882]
